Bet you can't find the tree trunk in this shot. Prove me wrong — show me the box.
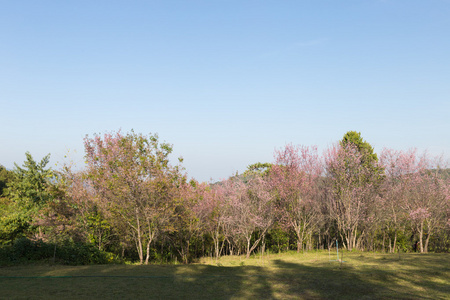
[340,233,348,251]
[318,230,322,250]
[344,231,352,251]
[308,233,312,251]
[213,228,222,259]
[352,228,357,250]
[261,236,266,258]
[418,221,424,253]
[424,232,431,253]
[184,240,190,264]
[212,235,219,260]
[356,230,365,251]
[294,224,303,253]
[98,230,102,250]
[393,232,397,253]
[247,233,266,259]
[144,238,151,265]
[136,216,144,264]
[246,236,251,258]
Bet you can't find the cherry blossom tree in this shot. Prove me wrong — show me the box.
[406,168,448,252]
[83,131,182,264]
[380,149,449,253]
[170,180,213,263]
[271,144,323,252]
[378,148,424,252]
[324,142,381,251]
[194,182,227,259]
[221,177,275,258]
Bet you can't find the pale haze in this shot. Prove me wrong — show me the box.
[1,1,449,182]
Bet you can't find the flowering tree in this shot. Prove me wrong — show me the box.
[83,131,182,264]
[271,144,323,252]
[194,182,227,259]
[245,176,277,256]
[37,169,92,244]
[378,148,424,252]
[379,148,450,253]
[170,180,211,264]
[221,177,275,258]
[403,158,448,253]
[324,142,381,250]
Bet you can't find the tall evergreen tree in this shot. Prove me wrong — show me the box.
[6,152,53,209]
[1,152,54,243]
[0,165,14,196]
[340,131,383,180]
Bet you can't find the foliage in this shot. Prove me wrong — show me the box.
[5,152,53,209]
[0,165,14,196]
[324,143,375,250]
[1,153,54,244]
[380,148,450,253]
[271,144,322,252]
[341,131,378,167]
[243,162,273,179]
[340,131,384,184]
[82,131,184,264]
[0,237,120,266]
[1,130,448,266]
[0,200,31,245]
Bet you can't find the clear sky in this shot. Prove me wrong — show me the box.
[1,0,449,182]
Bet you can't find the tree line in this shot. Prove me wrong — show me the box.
[1,130,449,264]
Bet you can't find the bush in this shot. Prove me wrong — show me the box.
[0,238,122,266]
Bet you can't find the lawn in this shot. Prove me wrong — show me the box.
[0,251,449,299]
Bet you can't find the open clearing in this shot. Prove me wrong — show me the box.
[1,251,449,299]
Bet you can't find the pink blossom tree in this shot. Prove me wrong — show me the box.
[378,148,424,252]
[83,131,182,264]
[405,168,449,253]
[324,142,381,251]
[271,144,323,252]
[221,176,275,258]
[193,182,228,260]
[35,168,91,244]
[171,180,215,263]
[380,148,449,253]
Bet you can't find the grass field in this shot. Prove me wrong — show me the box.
[0,251,449,299]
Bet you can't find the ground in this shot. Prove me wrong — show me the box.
[1,251,449,299]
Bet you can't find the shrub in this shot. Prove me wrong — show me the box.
[0,238,122,266]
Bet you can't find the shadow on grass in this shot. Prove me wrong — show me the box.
[270,255,450,299]
[0,264,274,299]
[342,253,450,298]
[271,259,394,299]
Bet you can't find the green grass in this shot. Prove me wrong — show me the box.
[1,251,449,299]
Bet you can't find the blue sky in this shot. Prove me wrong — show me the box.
[1,0,449,182]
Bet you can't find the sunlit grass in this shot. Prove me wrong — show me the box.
[1,251,449,299]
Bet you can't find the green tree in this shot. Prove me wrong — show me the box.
[244,162,273,178]
[340,131,383,179]
[6,152,53,209]
[1,152,54,242]
[0,165,14,196]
